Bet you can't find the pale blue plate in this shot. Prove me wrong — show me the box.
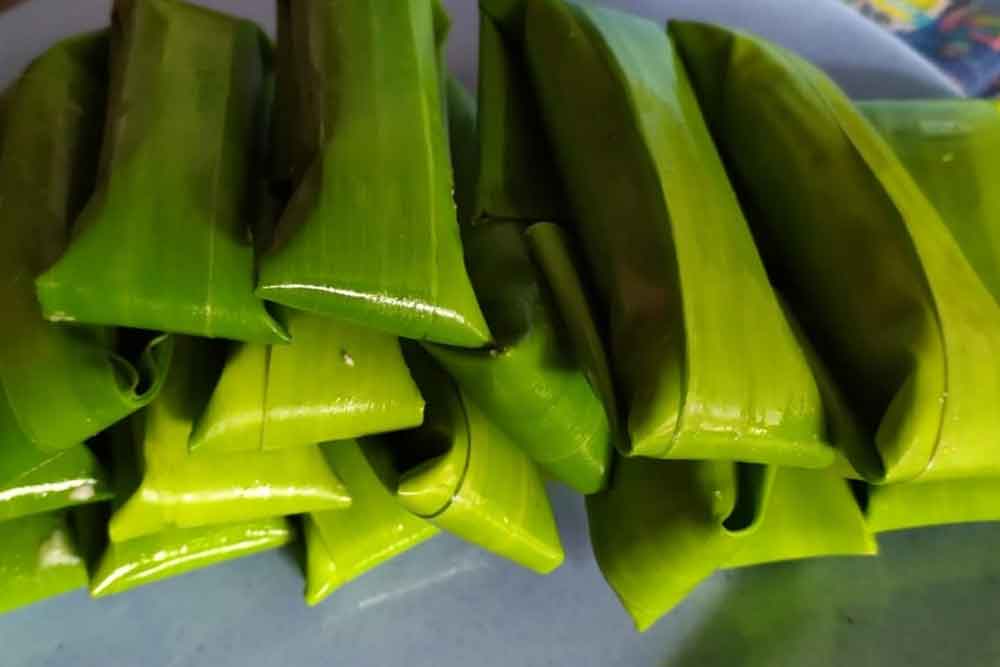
[1,2,992,666]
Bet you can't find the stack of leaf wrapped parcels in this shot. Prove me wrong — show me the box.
[2,0,998,632]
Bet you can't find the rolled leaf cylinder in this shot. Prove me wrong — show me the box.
[107,337,350,543]
[304,441,438,606]
[189,308,425,453]
[256,0,490,348]
[35,0,286,344]
[381,347,563,574]
[0,32,170,456]
[524,1,833,467]
[673,22,1000,484]
[0,511,89,614]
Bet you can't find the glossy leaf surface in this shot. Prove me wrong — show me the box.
[524,2,832,466]
[256,0,490,348]
[588,458,874,632]
[190,308,424,453]
[0,441,111,523]
[0,511,89,614]
[0,32,170,455]
[381,347,563,574]
[426,221,611,494]
[304,441,438,606]
[108,337,350,543]
[673,22,1000,484]
[855,99,1000,531]
[35,0,286,344]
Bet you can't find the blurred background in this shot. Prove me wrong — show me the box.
[847,0,1000,95]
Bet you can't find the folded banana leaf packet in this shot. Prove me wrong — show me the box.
[0,511,90,614]
[82,436,293,598]
[256,0,490,349]
[108,336,350,543]
[425,219,614,494]
[426,13,614,494]
[0,32,171,459]
[304,440,439,606]
[588,457,876,632]
[371,346,564,575]
[672,23,1000,490]
[848,99,1000,532]
[523,1,834,468]
[189,307,425,453]
[35,0,286,344]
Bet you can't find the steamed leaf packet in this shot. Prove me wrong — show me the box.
[108,337,350,543]
[190,308,424,453]
[373,347,563,575]
[523,1,833,467]
[851,99,1000,531]
[426,20,613,494]
[673,23,1000,491]
[82,437,292,597]
[304,441,438,606]
[35,0,286,344]
[426,220,613,493]
[0,512,90,614]
[588,458,875,631]
[256,0,490,348]
[0,32,169,457]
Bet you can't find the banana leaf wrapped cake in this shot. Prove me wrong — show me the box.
[304,441,438,606]
[35,0,286,344]
[857,99,1000,532]
[672,23,1000,529]
[426,12,613,493]
[82,428,293,598]
[523,0,834,467]
[256,0,490,348]
[371,346,564,574]
[107,337,350,543]
[0,32,169,463]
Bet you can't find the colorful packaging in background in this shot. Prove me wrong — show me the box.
[847,0,1000,96]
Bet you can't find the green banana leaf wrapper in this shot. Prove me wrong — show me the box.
[672,23,1000,487]
[474,11,566,223]
[82,434,293,598]
[523,1,833,467]
[446,78,478,228]
[0,32,170,458]
[0,440,111,523]
[0,511,90,614]
[108,336,350,543]
[373,346,564,574]
[256,0,490,348]
[427,220,613,494]
[35,0,286,344]
[588,457,876,632]
[189,307,424,453]
[427,18,614,494]
[849,99,1000,532]
[304,440,439,606]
